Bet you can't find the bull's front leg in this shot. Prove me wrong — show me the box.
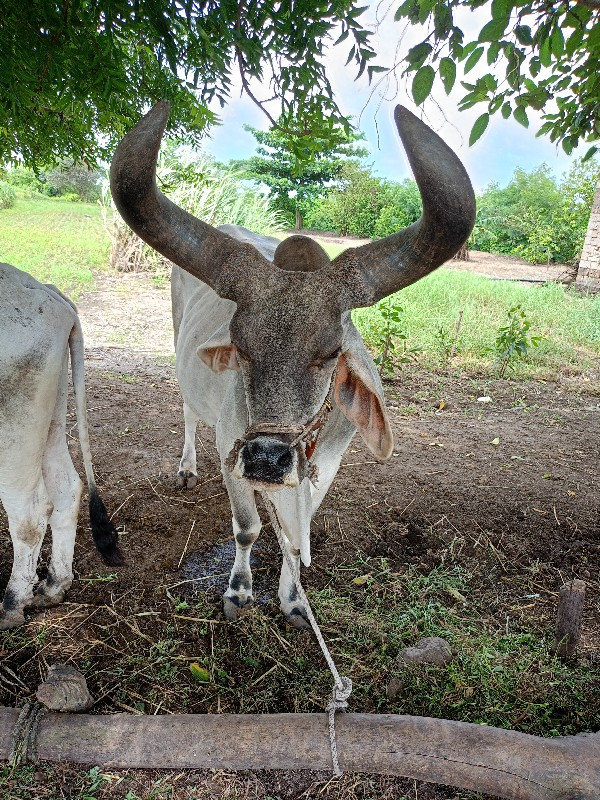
[267,481,312,630]
[221,470,261,621]
[176,402,200,489]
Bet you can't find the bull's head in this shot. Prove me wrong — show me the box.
[110,103,475,488]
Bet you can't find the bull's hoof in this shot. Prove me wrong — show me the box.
[29,585,66,609]
[176,470,197,489]
[0,610,26,630]
[284,605,311,630]
[223,593,254,622]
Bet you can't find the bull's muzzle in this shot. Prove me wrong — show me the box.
[236,435,300,487]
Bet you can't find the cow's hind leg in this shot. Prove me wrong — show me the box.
[176,402,200,489]
[31,415,83,608]
[222,474,261,621]
[0,478,52,629]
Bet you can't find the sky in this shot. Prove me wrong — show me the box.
[202,4,592,194]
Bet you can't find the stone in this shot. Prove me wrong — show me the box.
[386,676,406,702]
[36,664,94,712]
[396,636,453,667]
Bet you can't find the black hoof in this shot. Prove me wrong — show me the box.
[223,594,254,621]
[285,606,311,630]
[176,470,197,489]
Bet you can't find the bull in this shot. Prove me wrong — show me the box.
[110,103,475,627]
[0,264,122,629]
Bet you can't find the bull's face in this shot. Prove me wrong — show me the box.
[198,241,349,487]
[231,273,344,487]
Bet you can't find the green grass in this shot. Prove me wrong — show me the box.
[0,195,109,296]
[1,200,598,377]
[354,269,600,377]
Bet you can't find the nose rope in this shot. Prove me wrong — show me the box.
[224,368,337,475]
[245,367,337,453]
[261,492,352,777]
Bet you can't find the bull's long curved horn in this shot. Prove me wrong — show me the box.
[335,106,476,306]
[110,102,238,288]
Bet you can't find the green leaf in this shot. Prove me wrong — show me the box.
[469,113,489,145]
[536,121,554,137]
[582,145,598,163]
[190,663,211,682]
[513,106,529,127]
[464,47,486,75]
[394,0,413,21]
[501,101,512,119]
[550,25,564,59]
[539,37,552,68]
[529,57,541,78]
[489,95,503,114]
[406,42,433,68]
[515,25,533,46]
[439,57,456,94]
[565,28,584,56]
[487,42,501,65]
[491,0,513,21]
[412,65,435,105]
[464,47,484,73]
[479,18,508,42]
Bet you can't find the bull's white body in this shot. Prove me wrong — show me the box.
[172,226,363,621]
[0,264,93,628]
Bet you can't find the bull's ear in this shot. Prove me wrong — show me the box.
[196,322,240,373]
[334,352,393,461]
[197,344,239,373]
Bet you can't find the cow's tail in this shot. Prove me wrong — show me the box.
[68,318,124,566]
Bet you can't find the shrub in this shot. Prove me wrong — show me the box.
[303,201,336,232]
[472,160,598,265]
[44,162,101,202]
[0,180,16,209]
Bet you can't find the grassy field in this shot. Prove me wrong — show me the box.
[0,196,109,297]
[354,270,600,378]
[1,197,598,378]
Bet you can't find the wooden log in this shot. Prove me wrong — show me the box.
[552,579,586,658]
[1,708,599,800]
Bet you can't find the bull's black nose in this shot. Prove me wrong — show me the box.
[241,437,295,484]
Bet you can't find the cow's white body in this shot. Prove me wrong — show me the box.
[172,226,362,623]
[0,263,117,629]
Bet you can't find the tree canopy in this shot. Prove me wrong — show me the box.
[1,1,598,168]
[394,0,599,158]
[0,0,379,167]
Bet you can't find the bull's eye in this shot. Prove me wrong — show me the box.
[309,347,341,369]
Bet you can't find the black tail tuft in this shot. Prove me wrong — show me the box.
[89,489,124,566]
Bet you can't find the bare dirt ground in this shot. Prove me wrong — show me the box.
[1,260,599,799]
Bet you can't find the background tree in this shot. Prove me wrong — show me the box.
[305,164,422,238]
[0,1,381,168]
[393,0,599,157]
[2,2,598,171]
[234,124,368,229]
[472,158,598,263]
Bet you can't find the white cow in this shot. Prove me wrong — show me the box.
[0,264,122,629]
[111,103,475,627]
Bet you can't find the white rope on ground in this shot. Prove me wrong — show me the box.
[261,492,352,777]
